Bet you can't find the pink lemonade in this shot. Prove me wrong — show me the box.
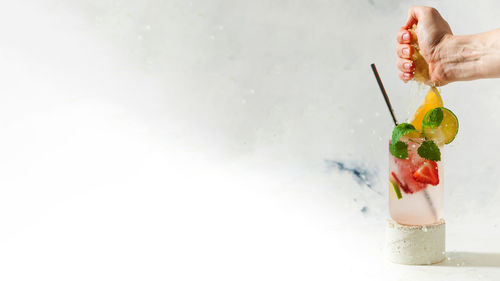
[389,138,443,225]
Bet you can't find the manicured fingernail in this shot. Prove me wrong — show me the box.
[404,62,412,70]
[403,73,411,78]
[403,48,409,56]
[402,32,410,41]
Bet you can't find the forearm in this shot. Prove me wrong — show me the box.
[436,29,500,82]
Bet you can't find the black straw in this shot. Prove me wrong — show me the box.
[370,63,399,126]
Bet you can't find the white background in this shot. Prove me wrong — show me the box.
[1,1,500,280]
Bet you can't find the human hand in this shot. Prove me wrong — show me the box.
[396,6,453,85]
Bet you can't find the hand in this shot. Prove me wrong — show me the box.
[396,6,453,85]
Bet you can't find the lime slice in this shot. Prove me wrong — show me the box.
[422,107,459,145]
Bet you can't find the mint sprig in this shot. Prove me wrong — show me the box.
[390,123,416,159]
[417,140,441,161]
[423,107,443,129]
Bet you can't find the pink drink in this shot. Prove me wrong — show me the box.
[389,138,443,225]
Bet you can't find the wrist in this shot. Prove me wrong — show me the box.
[432,32,498,84]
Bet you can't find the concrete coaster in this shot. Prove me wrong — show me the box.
[385,219,445,265]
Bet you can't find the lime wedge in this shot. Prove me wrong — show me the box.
[422,107,459,145]
[390,180,402,200]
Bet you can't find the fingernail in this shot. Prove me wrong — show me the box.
[403,48,409,56]
[404,62,412,70]
[403,73,411,79]
[402,32,410,41]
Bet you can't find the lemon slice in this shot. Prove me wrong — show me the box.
[406,130,424,139]
[410,87,443,131]
[422,107,459,146]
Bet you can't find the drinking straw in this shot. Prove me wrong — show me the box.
[370,63,437,222]
[370,64,399,126]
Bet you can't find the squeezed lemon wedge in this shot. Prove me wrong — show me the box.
[409,25,430,83]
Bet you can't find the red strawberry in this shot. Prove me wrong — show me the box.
[391,141,428,193]
[412,160,439,185]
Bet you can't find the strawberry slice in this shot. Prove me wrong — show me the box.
[391,172,413,194]
[412,160,439,185]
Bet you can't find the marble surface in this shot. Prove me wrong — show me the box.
[1,0,500,280]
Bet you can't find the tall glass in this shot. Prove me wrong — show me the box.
[389,137,443,225]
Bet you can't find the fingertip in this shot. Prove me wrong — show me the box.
[397,29,411,43]
[404,72,413,81]
[398,71,413,82]
[397,58,414,72]
[403,46,411,58]
[397,44,413,59]
[402,31,411,43]
[396,30,403,43]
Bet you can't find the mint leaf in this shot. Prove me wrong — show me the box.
[390,140,408,159]
[390,123,416,159]
[417,140,441,161]
[391,123,416,145]
[423,107,443,129]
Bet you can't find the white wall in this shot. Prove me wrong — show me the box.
[1,1,499,280]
